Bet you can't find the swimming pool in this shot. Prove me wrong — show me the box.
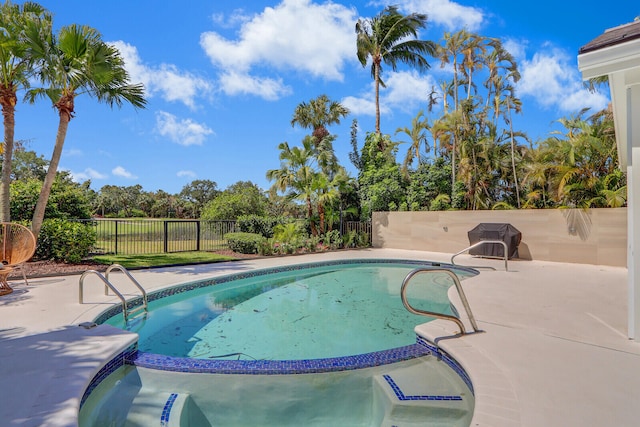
[102,260,475,361]
[80,259,477,426]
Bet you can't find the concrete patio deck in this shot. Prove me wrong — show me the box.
[0,249,638,426]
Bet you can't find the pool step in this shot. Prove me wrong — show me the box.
[373,357,473,426]
[125,390,211,426]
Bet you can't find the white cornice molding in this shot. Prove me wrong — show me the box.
[578,37,640,80]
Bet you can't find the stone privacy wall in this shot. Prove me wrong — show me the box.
[372,208,627,266]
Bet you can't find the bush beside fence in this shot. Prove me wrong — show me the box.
[78,219,371,255]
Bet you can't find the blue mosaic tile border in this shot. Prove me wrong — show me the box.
[382,374,463,401]
[416,336,474,395]
[93,258,477,324]
[161,393,178,426]
[79,343,137,408]
[128,343,432,374]
[83,259,475,405]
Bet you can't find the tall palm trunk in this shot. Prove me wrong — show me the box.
[507,100,521,207]
[0,88,17,222]
[318,201,326,235]
[374,59,381,135]
[307,196,317,236]
[451,134,457,191]
[31,103,71,238]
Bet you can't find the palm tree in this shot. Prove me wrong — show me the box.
[437,29,472,112]
[267,139,318,235]
[484,39,520,111]
[395,110,429,176]
[291,94,348,149]
[356,5,436,134]
[26,24,146,238]
[460,32,486,101]
[0,1,51,222]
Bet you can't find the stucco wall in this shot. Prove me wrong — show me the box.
[372,208,627,266]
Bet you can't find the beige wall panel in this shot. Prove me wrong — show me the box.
[372,208,627,266]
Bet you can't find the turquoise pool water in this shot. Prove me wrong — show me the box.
[103,261,474,360]
[83,260,477,426]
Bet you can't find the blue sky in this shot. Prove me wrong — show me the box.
[13,0,634,194]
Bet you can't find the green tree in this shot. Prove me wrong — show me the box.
[406,157,452,210]
[4,141,48,181]
[267,138,318,234]
[26,24,146,239]
[179,179,219,218]
[437,29,472,112]
[356,5,436,134]
[291,94,349,149]
[0,1,51,222]
[201,181,267,221]
[395,110,429,176]
[357,133,406,218]
[10,171,92,221]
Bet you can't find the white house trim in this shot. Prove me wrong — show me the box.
[578,21,640,339]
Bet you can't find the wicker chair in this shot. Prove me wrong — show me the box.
[0,223,37,296]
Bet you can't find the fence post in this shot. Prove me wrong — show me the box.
[164,220,169,253]
[196,220,201,252]
[115,220,119,255]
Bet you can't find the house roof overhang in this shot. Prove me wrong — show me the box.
[578,21,640,169]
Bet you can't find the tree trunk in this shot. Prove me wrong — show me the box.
[508,101,521,208]
[0,96,16,223]
[31,110,71,240]
[374,59,381,135]
[307,196,317,236]
[318,201,325,235]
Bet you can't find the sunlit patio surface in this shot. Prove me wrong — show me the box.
[0,249,638,426]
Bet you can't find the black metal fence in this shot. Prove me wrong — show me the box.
[343,220,372,237]
[79,219,371,255]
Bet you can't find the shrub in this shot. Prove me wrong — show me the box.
[257,238,275,256]
[35,219,97,263]
[236,215,284,238]
[272,223,301,244]
[225,232,265,254]
[323,229,342,250]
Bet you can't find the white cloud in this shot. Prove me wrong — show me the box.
[111,41,213,109]
[177,170,197,179]
[503,38,527,61]
[63,148,83,157]
[517,48,609,113]
[384,70,438,111]
[342,95,379,116]
[69,167,108,182]
[342,70,437,117]
[392,0,485,31]
[155,111,214,146]
[218,71,292,100]
[112,166,137,179]
[212,9,251,29]
[200,0,356,100]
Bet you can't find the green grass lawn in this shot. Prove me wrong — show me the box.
[92,251,236,269]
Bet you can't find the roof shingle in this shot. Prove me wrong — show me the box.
[579,20,640,54]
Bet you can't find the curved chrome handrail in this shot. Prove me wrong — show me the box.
[450,240,509,271]
[78,264,147,322]
[401,268,480,334]
[79,269,127,306]
[105,263,148,309]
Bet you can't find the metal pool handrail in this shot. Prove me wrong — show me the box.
[401,268,480,334]
[450,240,509,271]
[78,264,147,322]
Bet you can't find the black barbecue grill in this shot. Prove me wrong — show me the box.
[467,223,521,259]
